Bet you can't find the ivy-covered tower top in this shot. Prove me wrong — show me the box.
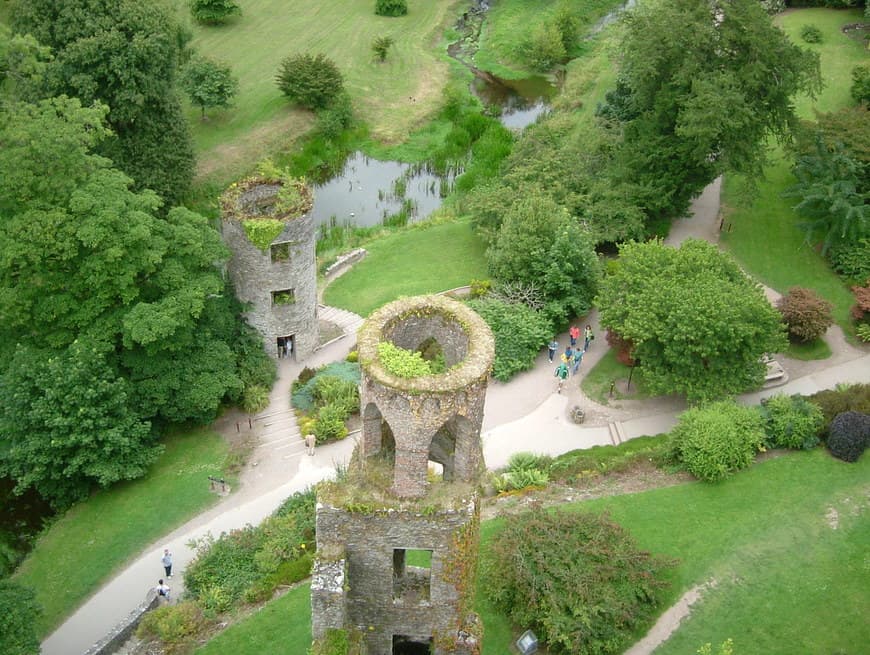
[220,165,317,360]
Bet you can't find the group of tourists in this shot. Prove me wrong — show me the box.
[549,325,594,393]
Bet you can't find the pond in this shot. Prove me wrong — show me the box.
[309,152,456,231]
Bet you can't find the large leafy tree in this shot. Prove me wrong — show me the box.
[602,0,821,222]
[0,95,248,503]
[11,0,196,205]
[597,239,787,402]
[0,341,158,508]
[486,192,601,324]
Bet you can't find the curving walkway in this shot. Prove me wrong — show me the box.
[42,181,870,655]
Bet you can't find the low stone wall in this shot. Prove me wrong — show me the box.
[324,248,367,280]
[82,589,160,655]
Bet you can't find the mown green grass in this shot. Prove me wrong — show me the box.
[322,218,488,316]
[720,8,867,333]
[182,0,458,184]
[473,0,624,79]
[195,584,312,655]
[786,336,833,360]
[198,450,868,655]
[13,429,228,637]
[480,449,870,654]
[580,347,649,404]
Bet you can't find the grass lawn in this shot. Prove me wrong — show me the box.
[786,336,832,360]
[322,217,488,316]
[13,429,229,638]
[479,449,870,654]
[719,8,868,332]
[196,449,868,655]
[473,0,625,79]
[580,347,649,404]
[183,0,459,184]
[195,584,312,655]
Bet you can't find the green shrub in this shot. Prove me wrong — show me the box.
[467,297,551,381]
[483,510,676,655]
[808,384,870,434]
[241,384,269,415]
[760,393,823,450]
[374,0,407,17]
[371,36,394,62]
[276,53,344,110]
[184,526,266,605]
[670,401,765,482]
[313,375,359,415]
[521,20,567,72]
[799,24,823,43]
[776,287,834,342]
[189,0,241,25]
[857,323,870,342]
[377,341,433,378]
[241,218,284,251]
[311,628,364,655]
[316,91,354,139]
[492,452,552,492]
[292,362,360,411]
[851,64,870,104]
[470,279,492,298]
[244,553,314,603]
[314,403,349,441]
[137,601,206,651]
[0,580,40,655]
[828,238,870,283]
[827,411,870,462]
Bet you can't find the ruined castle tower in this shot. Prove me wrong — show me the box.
[311,295,494,655]
[220,170,318,361]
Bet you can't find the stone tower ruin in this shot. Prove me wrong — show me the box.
[220,169,318,360]
[311,295,494,655]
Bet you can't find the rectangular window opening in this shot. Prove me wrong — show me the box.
[270,242,291,263]
[392,548,432,603]
[271,288,295,306]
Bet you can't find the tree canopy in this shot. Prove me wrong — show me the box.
[0,82,271,506]
[602,0,822,221]
[597,239,787,402]
[181,55,239,119]
[11,0,196,205]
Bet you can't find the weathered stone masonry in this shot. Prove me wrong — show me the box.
[221,176,318,360]
[311,296,495,655]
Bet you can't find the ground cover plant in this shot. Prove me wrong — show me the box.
[322,217,488,316]
[11,429,230,637]
[720,7,867,331]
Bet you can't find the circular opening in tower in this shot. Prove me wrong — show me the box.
[357,295,494,392]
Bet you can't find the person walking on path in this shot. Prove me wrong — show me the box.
[161,549,172,578]
[156,579,171,603]
[584,325,594,351]
[305,433,316,456]
[569,325,580,347]
[571,348,585,376]
[547,338,558,363]
[554,361,569,393]
[562,345,574,364]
